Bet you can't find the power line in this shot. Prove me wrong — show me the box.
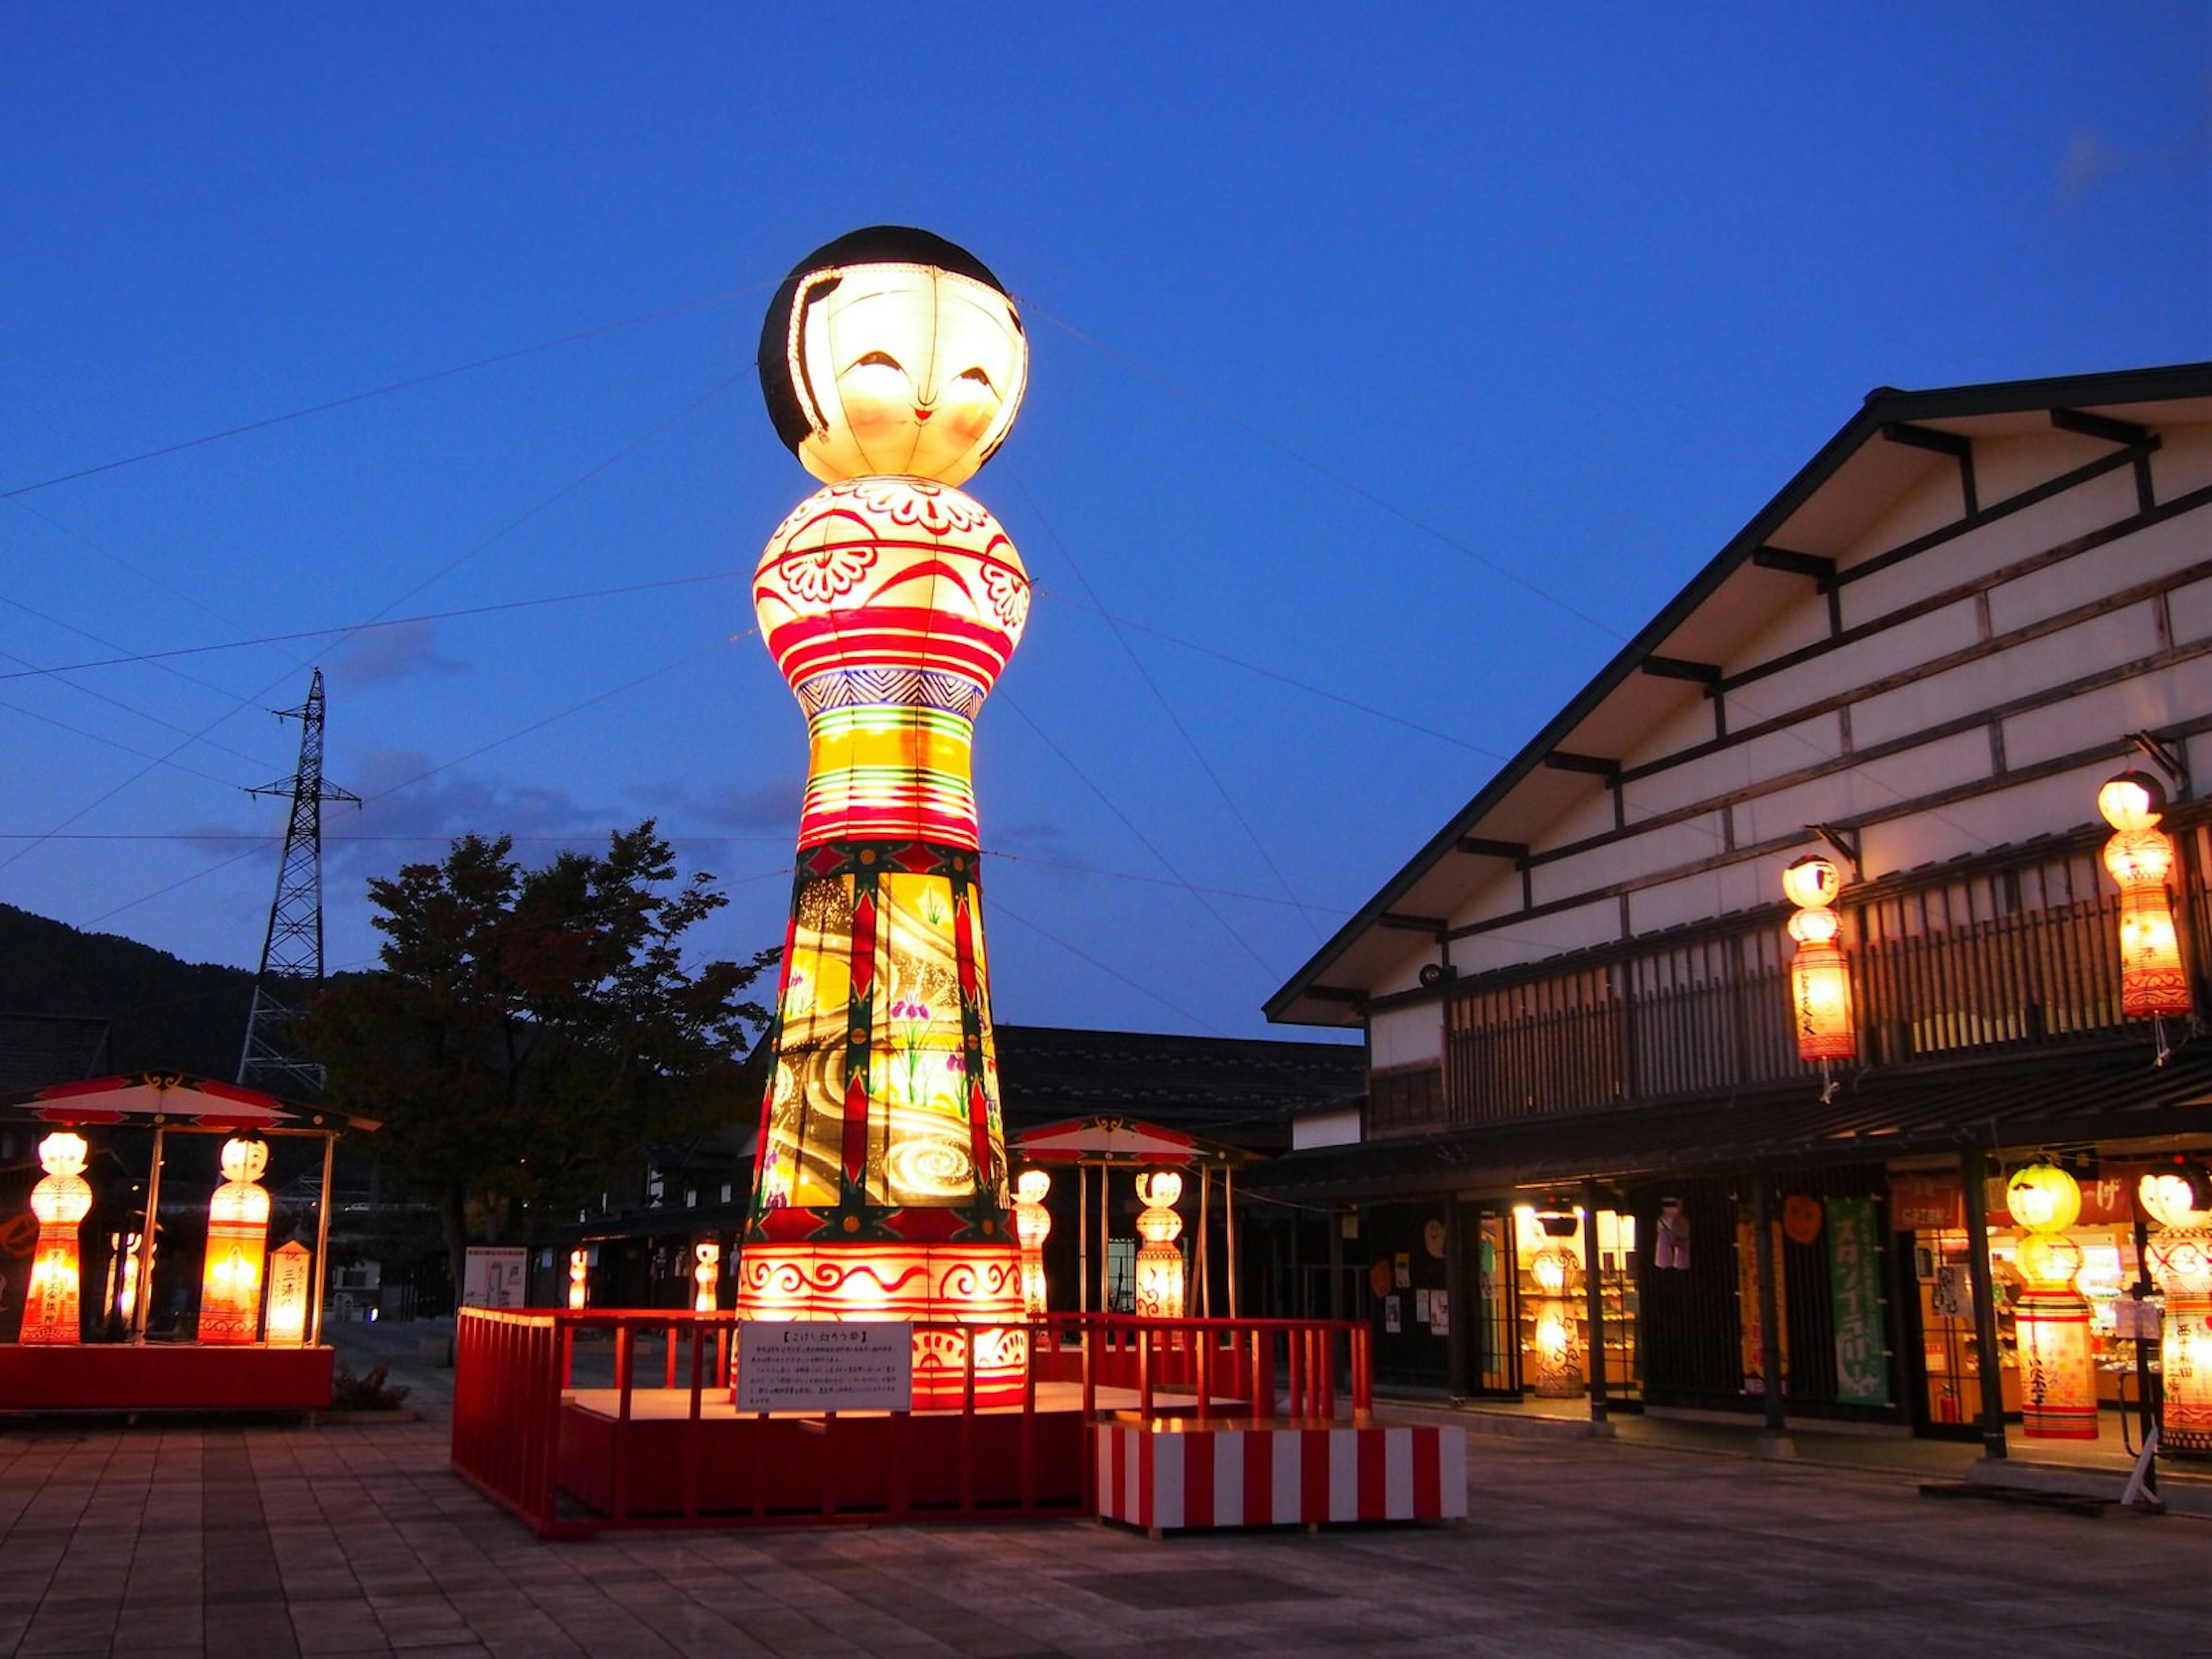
[1,282,772,501]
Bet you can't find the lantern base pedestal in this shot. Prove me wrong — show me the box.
[0,1343,335,1414]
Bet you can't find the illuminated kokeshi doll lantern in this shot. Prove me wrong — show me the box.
[198,1137,271,1344]
[2140,1169,2212,1454]
[1783,856,1855,1065]
[694,1241,722,1314]
[22,1132,93,1344]
[568,1247,589,1312]
[1014,1169,1053,1320]
[2006,1161,2096,1440]
[1529,1244,1584,1398]
[738,228,1032,1407]
[2098,772,2192,1021]
[1132,1171,1185,1320]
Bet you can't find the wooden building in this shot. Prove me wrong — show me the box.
[1259,362,2212,1454]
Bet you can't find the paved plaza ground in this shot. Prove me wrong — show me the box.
[2,1332,2209,1658]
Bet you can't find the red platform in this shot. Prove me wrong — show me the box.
[0,1344,335,1412]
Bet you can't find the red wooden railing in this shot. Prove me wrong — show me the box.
[451,1307,1370,1537]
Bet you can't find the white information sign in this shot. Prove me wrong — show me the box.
[461,1247,528,1309]
[737,1321,914,1412]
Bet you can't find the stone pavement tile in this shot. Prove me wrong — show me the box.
[16,1603,123,1656]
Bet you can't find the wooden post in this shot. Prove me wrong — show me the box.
[1961,1148,2009,1461]
[1581,1180,1609,1425]
[132,1124,165,1340]
[1752,1173,1789,1449]
[1225,1164,1238,1319]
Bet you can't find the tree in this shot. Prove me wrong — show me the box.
[299,822,776,1293]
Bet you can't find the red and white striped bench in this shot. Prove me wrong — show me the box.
[1096,1419,1467,1533]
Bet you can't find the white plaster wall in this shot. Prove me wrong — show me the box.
[1988,517,2205,636]
[1737,726,1991,848]
[1872,761,2112,872]
[1456,900,1621,972]
[1534,782,1618,850]
[1852,604,2159,751]
[1745,601,1980,718]
[1835,458,1957,572]
[1628,862,1768,934]
[2001,653,2212,770]
[1973,433,2122,502]
[1450,865,1525,928]
[1627,713,1848,819]
[1722,585,1832,675]
[1844,467,2138,623]
[1620,692,1719,777]
[2150,425,2212,498]
[2165,571,2212,645]
[1370,1004,1442,1069]
[1536,814,1728,899]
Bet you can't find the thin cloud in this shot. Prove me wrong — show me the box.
[330,619,467,690]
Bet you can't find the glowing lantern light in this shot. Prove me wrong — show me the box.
[1014,1169,1052,1319]
[1133,1171,1185,1320]
[198,1137,271,1344]
[2008,1161,2096,1440]
[2099,772,2191,1028]
[1783,855,1855,1069]
[694,1241,722,1314]
[114,1230,142,1325]
[737,229,1033,1410]
[2139,1167,2212,1455]
[23,1132,92,1344]
[1529,1244,1584,1398]
[264,1241,313,1347]
[568,1248,589,1311]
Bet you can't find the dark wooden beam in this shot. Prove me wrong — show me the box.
[1752,546,1836,584]
[1544,751,1620,778]
[1457,836,1530,861]
[2051,407,2152,448]
[1882,421,1977,515]
[1642,656,1722,687]
[1377,912,1449,934]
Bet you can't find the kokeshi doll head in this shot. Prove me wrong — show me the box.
[759,226,1028,487]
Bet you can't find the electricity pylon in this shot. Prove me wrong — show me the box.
[236,668,359,1096]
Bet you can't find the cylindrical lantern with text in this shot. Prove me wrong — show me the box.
[2009,1162,2096,1440]
[2099,772,2191,1021]
[198,1137,271,1344]
[1529,1244,1584,1398]
[2141,1169,2212,1455]
[23,1132,93,1344]
[1014,1169,1052,1320]
[1133,1171,1186,1320]
[1783,856,1856,1063]
[694,1241,722,1314]
[568,1248,589,1311]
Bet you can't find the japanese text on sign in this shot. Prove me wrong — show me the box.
[736,1321,914,1412]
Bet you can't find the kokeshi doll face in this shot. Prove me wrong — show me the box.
[762,230,1028,488]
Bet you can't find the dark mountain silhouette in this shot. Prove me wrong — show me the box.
[0,904,254,1081]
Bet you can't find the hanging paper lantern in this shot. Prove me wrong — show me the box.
[23,1132,93,1344]
[1133,1171,1186,1320]
[2099,771,2192,1020]
[568,1247,589,1311]
[1783,855,1856,1062]
[694,1241,722,1314]
[198,1137,271,1345]
[1014,1169,1053,1319]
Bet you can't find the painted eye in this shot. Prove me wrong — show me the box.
[952,366,995,395]
[851,351,904,373]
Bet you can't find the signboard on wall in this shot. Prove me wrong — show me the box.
[461,1247,527,1309]
[1826,1197,1890,1407]
[736,1321,913,1412]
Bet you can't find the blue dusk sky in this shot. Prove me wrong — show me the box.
[2,6,2206,1044]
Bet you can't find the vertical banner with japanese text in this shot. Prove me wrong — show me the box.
[1826,1196,1891,1407]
